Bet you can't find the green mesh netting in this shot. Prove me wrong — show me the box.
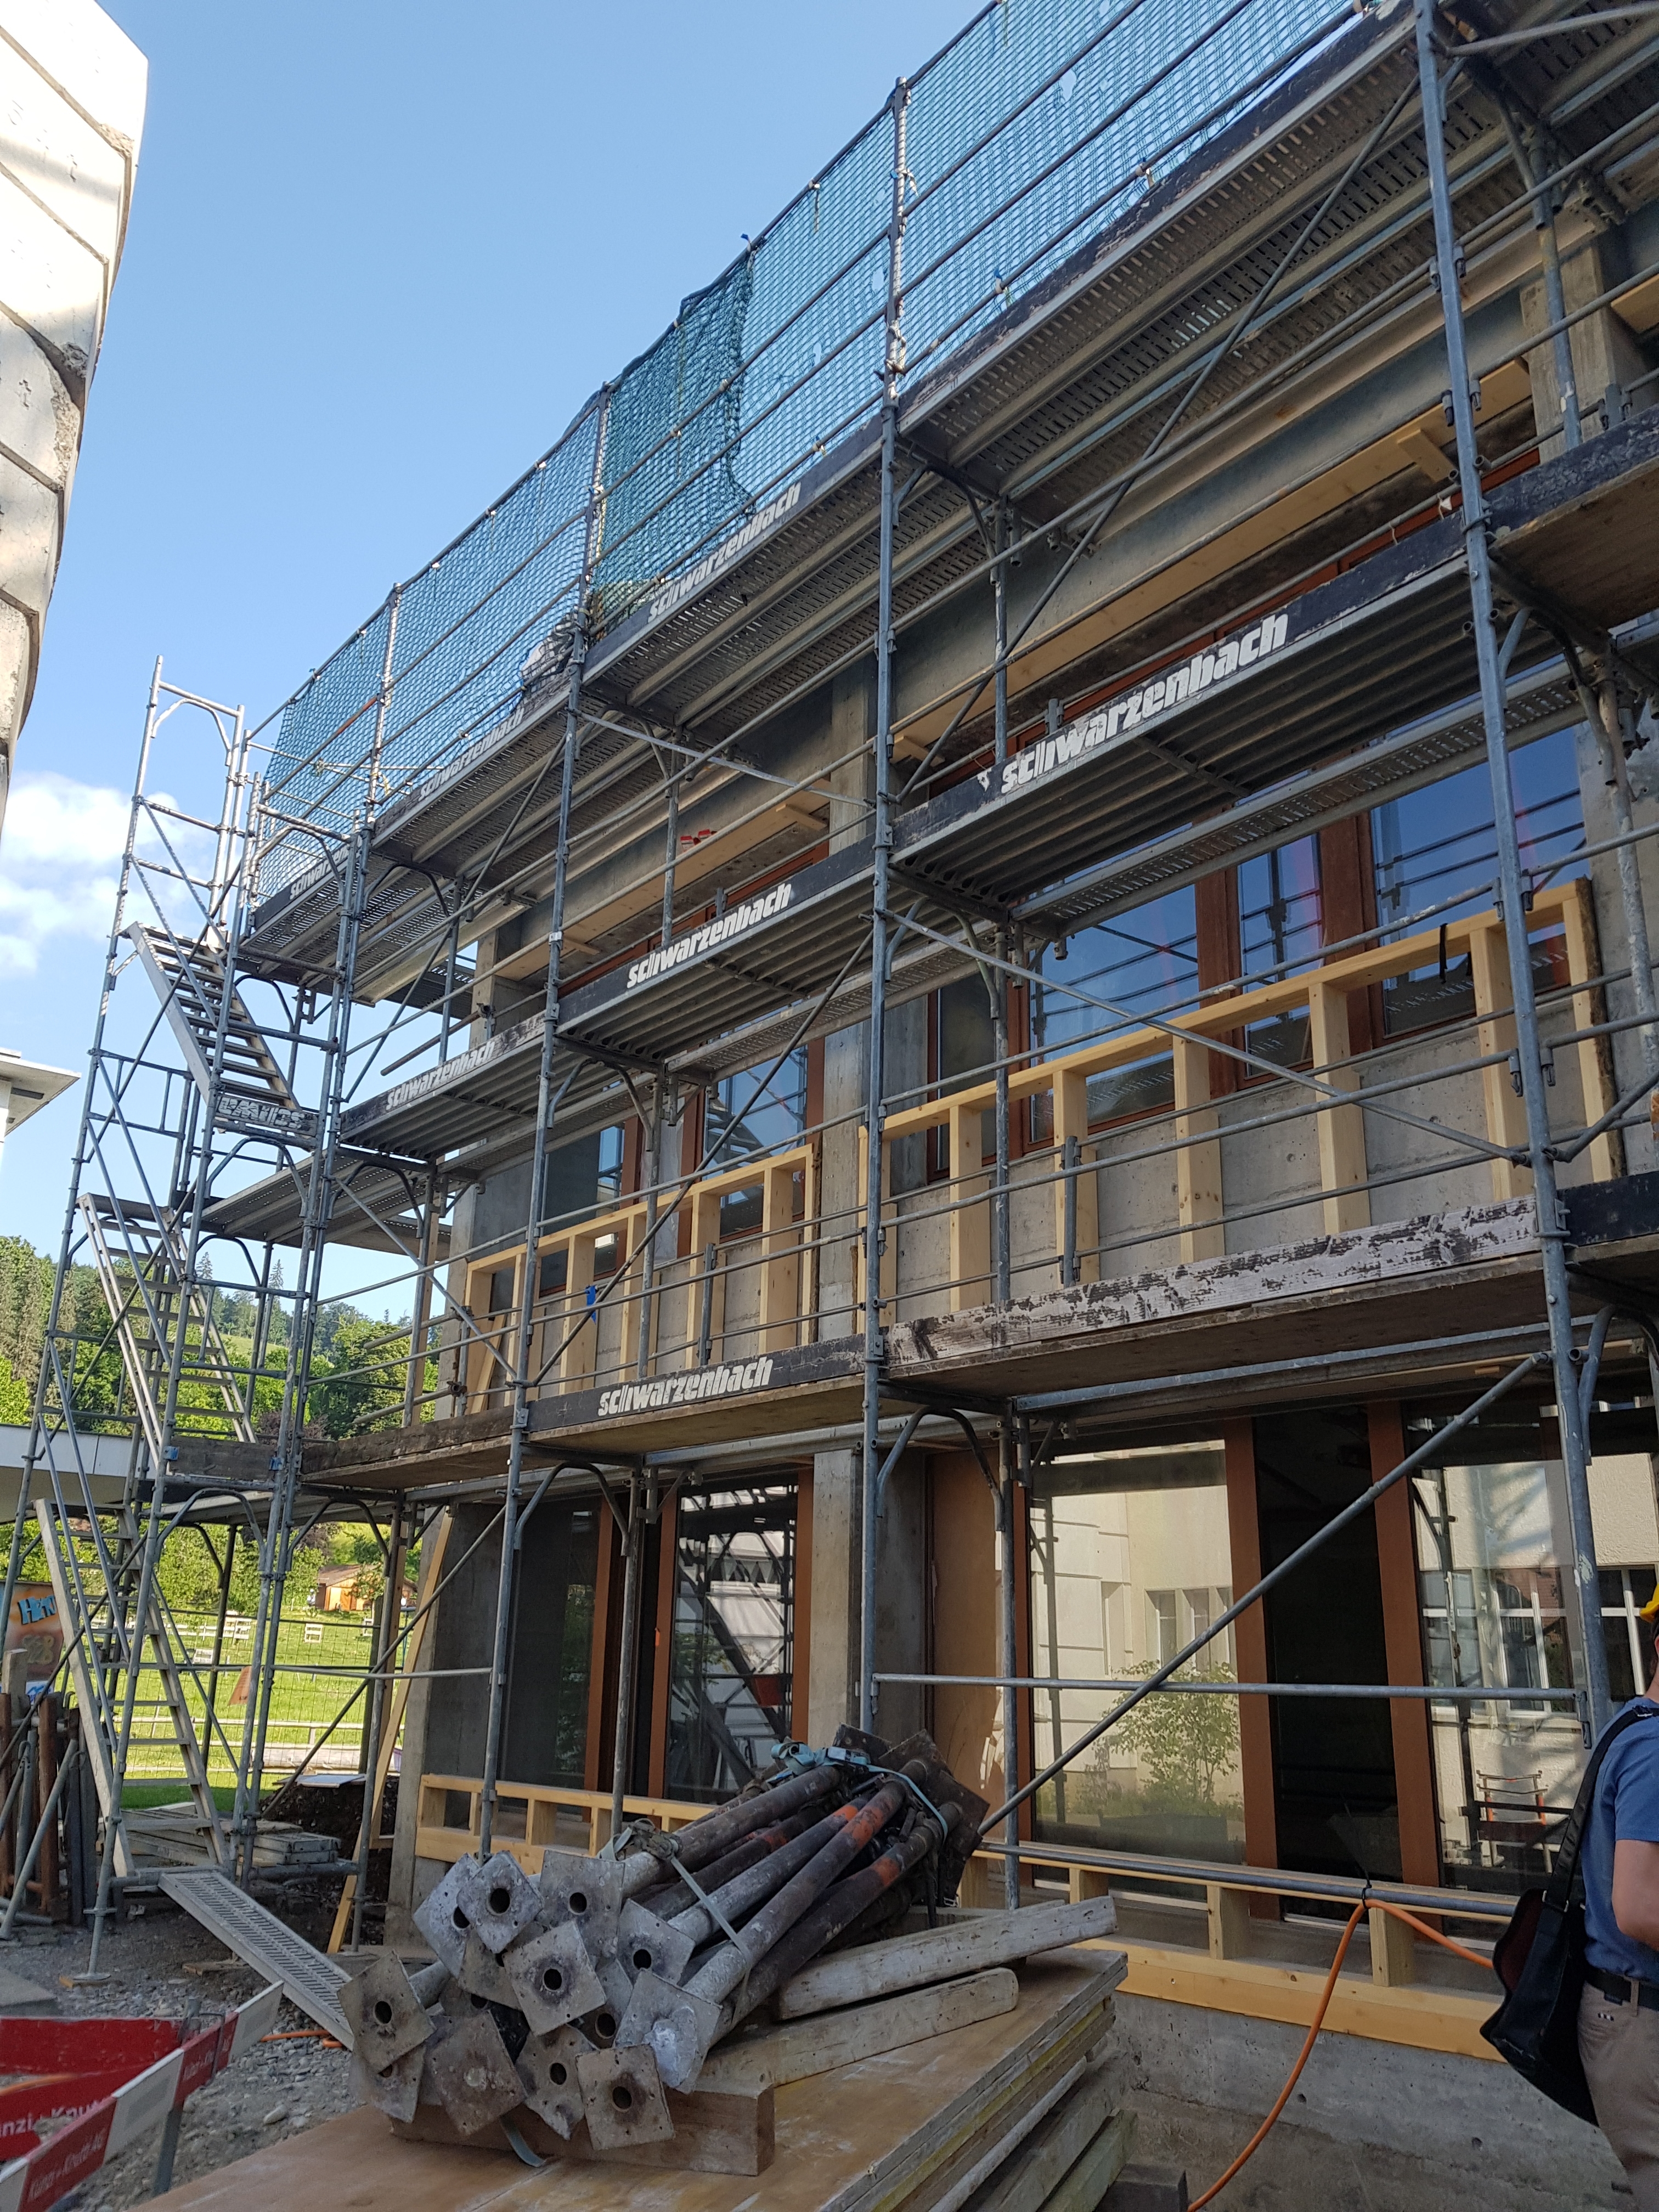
[258,0,1351,897]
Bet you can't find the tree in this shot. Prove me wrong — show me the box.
[1114,1659,1241,1809]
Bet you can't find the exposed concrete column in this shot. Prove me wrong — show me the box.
[806,1447,861,1739]
[1575,717,1659,1175]
[805,1443,925,1743]
[828,659,874,853]
[1522,233,1650,460]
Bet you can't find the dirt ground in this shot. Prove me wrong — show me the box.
[3,1882,356,2208]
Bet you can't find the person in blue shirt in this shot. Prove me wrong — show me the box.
[1581,1588,1659,2209]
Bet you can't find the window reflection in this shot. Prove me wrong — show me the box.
[1028,1441,1242,1862]
[1238,835,1322,1070]
[1408,1403,1659,1889]
[1031,888,1199,1126]
[1372,729,1583,1038]
[666,1482,796,1803]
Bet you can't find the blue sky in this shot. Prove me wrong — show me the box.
[0,0,969,1282]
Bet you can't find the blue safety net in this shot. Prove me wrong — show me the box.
[257,0,1350,898]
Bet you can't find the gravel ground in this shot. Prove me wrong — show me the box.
[3,1885,356,2207]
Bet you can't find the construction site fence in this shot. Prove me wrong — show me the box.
[256,0,1352,891]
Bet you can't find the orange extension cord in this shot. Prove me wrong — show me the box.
[1188,1899,1493,2208]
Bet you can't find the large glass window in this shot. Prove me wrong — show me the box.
[542,1124,626,1229]
[1372,729,1584,1037]
[1407,1396,1659,1889]
[1238,835,1322,1070]
[666,1482,796,1802]
[501,1501,599,1792]
[707,1051,807,1170]
[704,1052,808,1235]
[1028,1440,1242,1862]
[1030,886,1200,1125]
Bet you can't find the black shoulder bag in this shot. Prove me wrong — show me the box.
[1481,1702,1659,2122]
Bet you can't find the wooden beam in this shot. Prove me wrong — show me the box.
[1307,976,1369,1234]
[1172,1034,1224,1262]
[1468,919,1528,1201]
[697,1968,1019,2091]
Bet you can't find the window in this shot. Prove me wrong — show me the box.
[706,1050,808,1235]
[1404,1393,1659,1887]
[1372,729,1584,1037]
[707,1050,807,1172]
[542,1124,627,1231]
[1030,886,1199,1126]
[1028,1440,1242,1860]
[1237,835,1322,1070]
[666,1483,796,1802]
[502,1502,599,1788]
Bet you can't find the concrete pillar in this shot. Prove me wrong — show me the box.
[1522,232,1650,460]
[829,659,874,853]
[806,1447,861,1740]
[805,1444,926,1745]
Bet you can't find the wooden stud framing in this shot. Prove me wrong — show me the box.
[1306,976,1369,1233]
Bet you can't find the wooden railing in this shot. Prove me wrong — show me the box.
[859,880,1613,1310]
[459,1143,816,1412]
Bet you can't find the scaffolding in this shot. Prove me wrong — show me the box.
[10,0,1659,1970]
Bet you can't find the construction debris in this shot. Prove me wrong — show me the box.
[340,1727,1127,2183]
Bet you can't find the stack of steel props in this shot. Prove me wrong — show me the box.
[342,1728,983,2153]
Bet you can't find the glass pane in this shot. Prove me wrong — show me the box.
[543,1125,627,1229]
[707,1049,806,1170]
[667,1483,796,1803]
[1407,1414,1581,1889]
[1372,729,1584,1038]
[503,1503,599,1787]
[1238,836,1321,1070]
[1028,1441,1243,1862]
[1031,887,1199,1126]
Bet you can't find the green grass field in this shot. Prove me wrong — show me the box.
[126,1607,383,1783]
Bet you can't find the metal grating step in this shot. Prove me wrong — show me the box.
[158,1868,353,2044]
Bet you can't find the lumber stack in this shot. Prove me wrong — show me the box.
[342,1726,1131,2187]
[124,1803,336,1871]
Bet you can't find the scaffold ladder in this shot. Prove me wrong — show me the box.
[128,923,312,1141]
[78,1192,256,1460]
[34,1499,227,1874]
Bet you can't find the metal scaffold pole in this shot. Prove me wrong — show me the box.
[238,812,369,1883]
[860,77,909,1735]
[478,388,609,1859]
[1415,0,1611,1736]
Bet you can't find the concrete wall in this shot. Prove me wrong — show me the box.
[0,0,145,829]
[1107,1992,1622,2211]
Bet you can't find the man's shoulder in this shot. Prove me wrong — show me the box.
[1600,1702,1659,1786]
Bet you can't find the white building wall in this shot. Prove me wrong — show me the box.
[0,0,145,828]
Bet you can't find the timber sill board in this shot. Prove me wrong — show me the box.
[1111,1938,1499,2059]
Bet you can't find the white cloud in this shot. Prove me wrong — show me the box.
[0,771,210,977]
[2,772,131,870]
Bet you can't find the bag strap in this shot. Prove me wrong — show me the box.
[1548,1701,1659,1905]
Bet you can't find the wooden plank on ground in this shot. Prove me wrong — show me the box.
[775,1900,1120,2017]
[149,1956,1114,2212]
[698,1970,1018,2092]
